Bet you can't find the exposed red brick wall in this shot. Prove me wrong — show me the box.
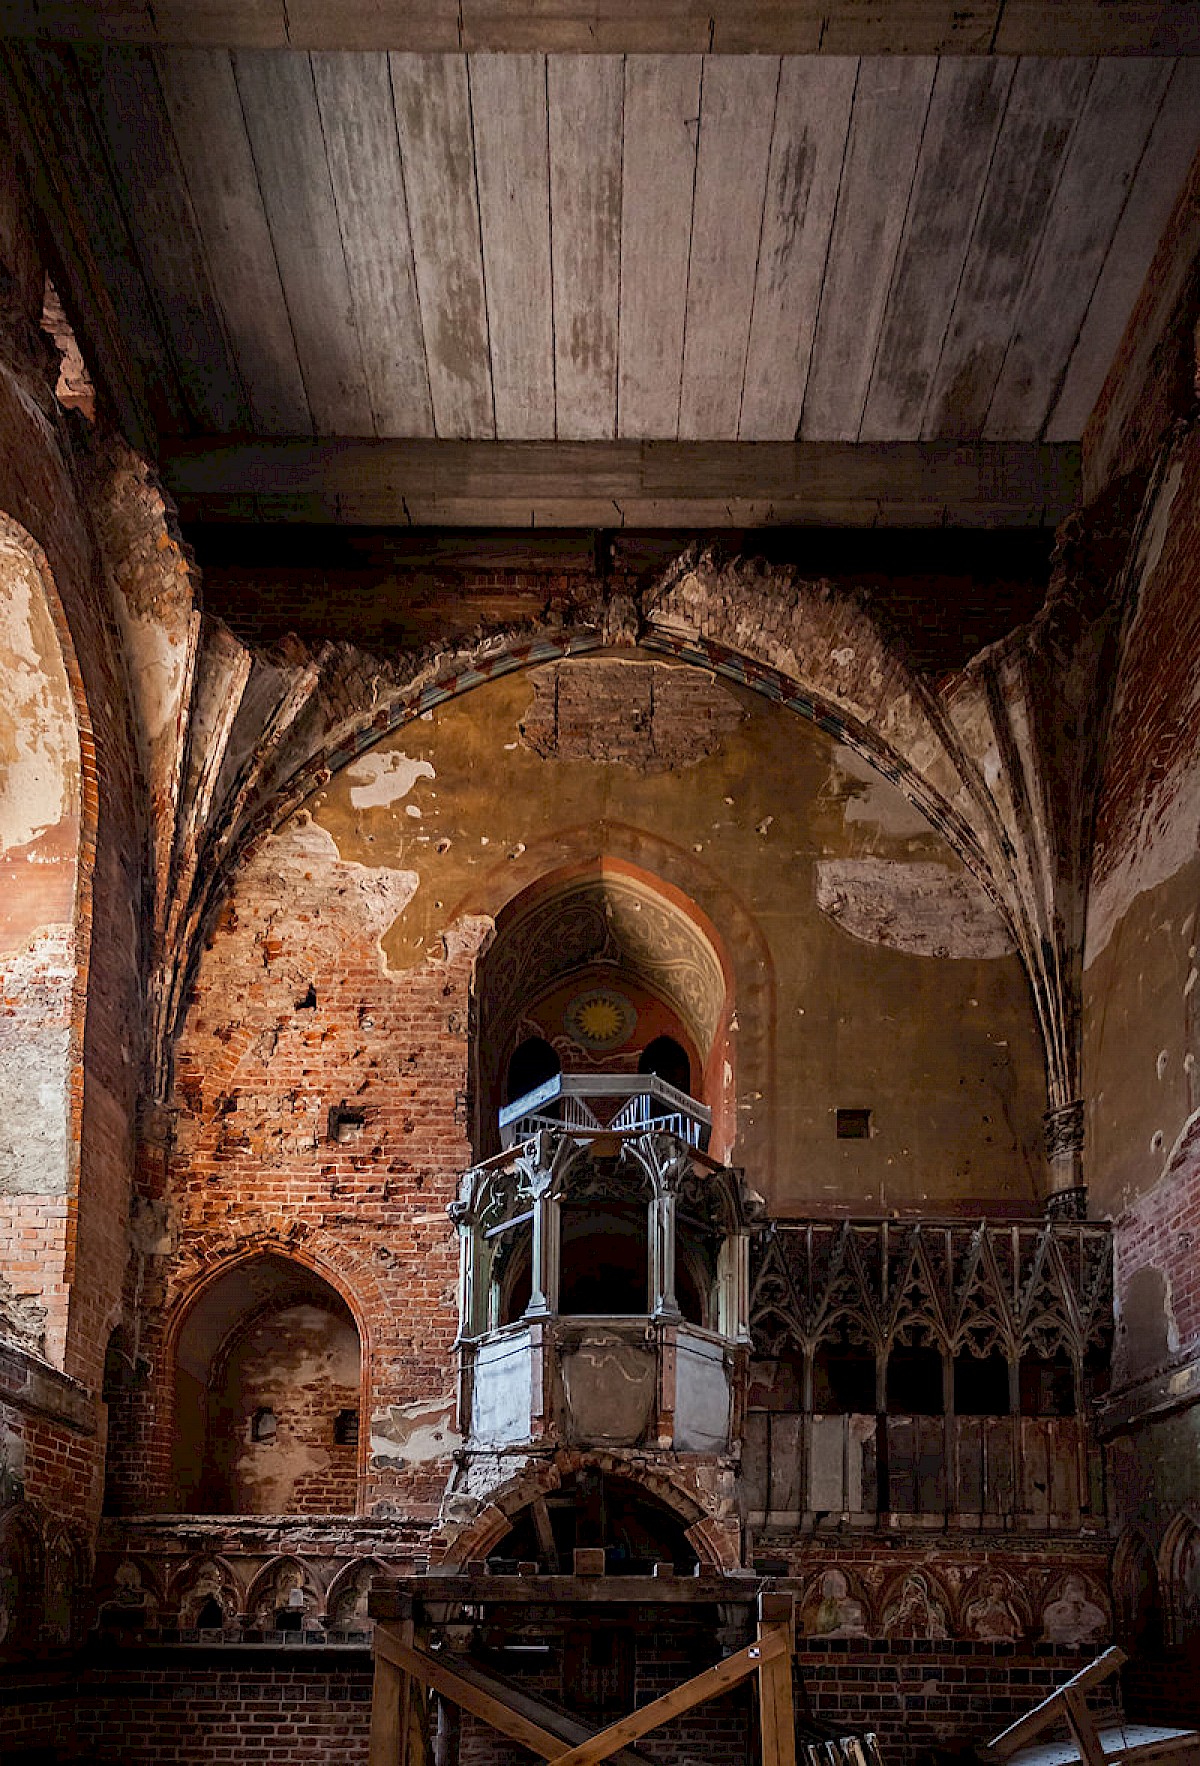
[63,1638,1107,1766]
[0,260,146,1560]
[115,820,479,1518]
[75,1660,373,1764]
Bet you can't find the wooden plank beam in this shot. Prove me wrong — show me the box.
[6,2,1200,53]
[368,1573,762,1614]
[161,437,1080,528]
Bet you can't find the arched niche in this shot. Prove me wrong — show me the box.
[473,862,733,1161]
[0,517,90,1366]
[490,1468,700,1577]
[171,1255,362,1516]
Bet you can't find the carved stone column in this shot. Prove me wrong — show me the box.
[1044,1099,1087,1216]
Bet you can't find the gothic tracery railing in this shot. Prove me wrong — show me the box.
[749,1217,1113,1371]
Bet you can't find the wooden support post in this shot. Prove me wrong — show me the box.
[370,1599,417,1766]
[758,1593,797,1766]
[1062,1686,1107,1766]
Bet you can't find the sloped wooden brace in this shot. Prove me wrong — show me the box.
[545,1630,787,1766]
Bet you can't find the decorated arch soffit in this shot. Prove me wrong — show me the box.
[479,869,727,1065]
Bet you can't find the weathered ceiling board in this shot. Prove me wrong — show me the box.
[857,55,1013,441]
[5,43,1197,476]
[5,1,1200,54]
[676,55,778,440]
[548,55,622,440]
[155,48,311,435]
[737,55,855,442]
[982,56,1175,440]
[918,55,1095,441]
[232,50,374,436]
[615,54,701,439]
[797,54,936,442]
[310,51,435,438]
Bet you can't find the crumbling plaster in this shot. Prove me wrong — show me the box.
[144,535,1129,1211]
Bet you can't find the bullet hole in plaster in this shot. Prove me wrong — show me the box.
[504,741,518,749]
[435,839,451,855]
[969,998,978,1007]
[756,817,773,835]
[693,843,703,853]
[1186,1054,1196,1074]
[724,796,734,805]
[508,843,526,859]
[1157,1050,1170,1080]
[406,805,422,819]
[836,1108,872,1140]
[1151,1131,1165,1153]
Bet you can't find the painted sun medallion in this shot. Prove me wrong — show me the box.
[564,988,637,1051]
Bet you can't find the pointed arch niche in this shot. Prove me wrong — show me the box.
[170,1254,363,1516]
[472,860,737,1165]
[0,516,92,1367]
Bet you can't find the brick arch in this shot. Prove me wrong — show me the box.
[464,844,771,1173]
[1112,1527,1162,1649]
[1159,1509,1200,1645]
[165,1220,394,1363]
[431,1448,735,1570]
[161,1237,375,1515]
[169,552,1076,1191]
[0,513,98,1367]
[244,1554,327,1628]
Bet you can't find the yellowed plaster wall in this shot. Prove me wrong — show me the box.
[307,655,1044,1216]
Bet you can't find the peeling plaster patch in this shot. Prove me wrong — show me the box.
[0,534,79,855]
[831,744,930,840]
[276,815,419,949]
[0,924,73,1195]
[124,610,191,746]
[1116,1264,1180,1383]
[0,1267,47,1354]
[346,751,434,810]
[815,859,1014,959]
[370,1395,460,1467]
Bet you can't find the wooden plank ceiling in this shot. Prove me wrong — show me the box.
[7,43,1199,523]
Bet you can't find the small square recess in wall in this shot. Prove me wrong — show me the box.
[836,1108,871,1139]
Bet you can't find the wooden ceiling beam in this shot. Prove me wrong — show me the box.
[4,2,1200,53]
[161,437,1081,529]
